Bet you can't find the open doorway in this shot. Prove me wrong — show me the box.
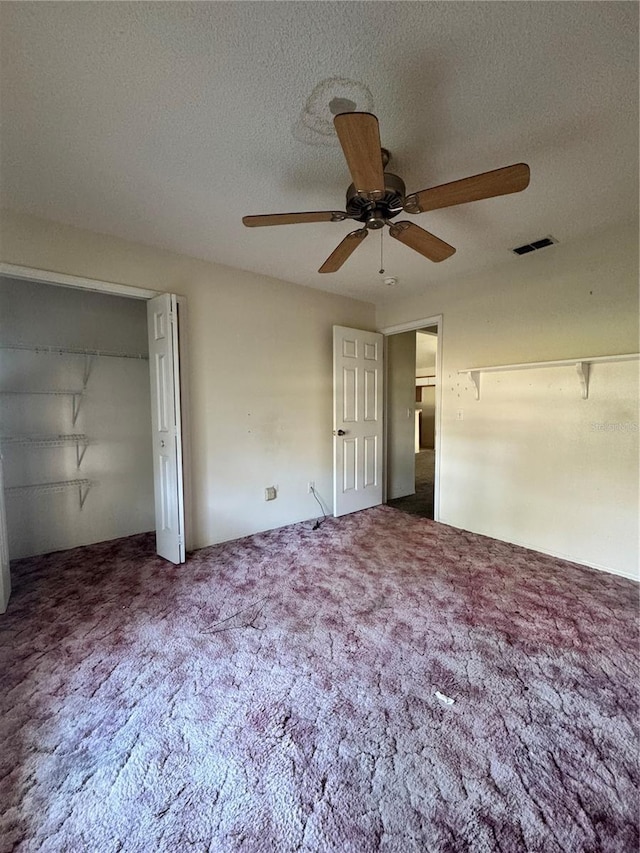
[385,321,440,520]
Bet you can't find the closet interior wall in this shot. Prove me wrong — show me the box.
[0,277,154,559]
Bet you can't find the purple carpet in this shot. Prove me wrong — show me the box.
[1,507,638,852]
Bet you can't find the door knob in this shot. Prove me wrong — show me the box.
[334,429,346,436]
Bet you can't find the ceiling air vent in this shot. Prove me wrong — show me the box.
[512,235,558,255]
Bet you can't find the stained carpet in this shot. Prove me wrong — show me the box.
[1,507,638,852]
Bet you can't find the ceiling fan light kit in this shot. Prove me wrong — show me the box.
[242,112,530,274]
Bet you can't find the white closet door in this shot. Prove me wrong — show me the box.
[147,294,185,564]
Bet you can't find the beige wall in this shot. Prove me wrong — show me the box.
[378,219,639,579]
[2,210,637,579]
[0,210,375,548]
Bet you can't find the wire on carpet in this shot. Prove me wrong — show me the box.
[310,485,327,530]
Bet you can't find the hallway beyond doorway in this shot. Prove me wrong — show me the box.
[388,449,435,519]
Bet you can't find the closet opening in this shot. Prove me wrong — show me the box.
[0,268,188,610]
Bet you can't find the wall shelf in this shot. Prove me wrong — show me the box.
[458,353,640,400]
[0,389,85,424]
[1,434,89,467]
[0,344,148,360]
[1,344,149,387]
[5,479,92,509]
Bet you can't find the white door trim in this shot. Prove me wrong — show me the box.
[377,316,443,336]
[0,262,158,300]
[378,315,443,522]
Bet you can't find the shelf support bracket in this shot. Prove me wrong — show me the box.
[83,354,95,387]
[468,370,480,400]
[576,361,589,399]
[71,393,83,426]
[76,439,89,469]
[78,481,91,510]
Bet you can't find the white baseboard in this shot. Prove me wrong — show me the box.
[437,519,639,583]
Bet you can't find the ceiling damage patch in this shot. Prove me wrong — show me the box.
[293,78,374,146]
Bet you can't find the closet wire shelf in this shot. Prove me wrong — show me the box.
[0,389,85,425]
[0,344,149,359]
[5,479,92,510]
[1,343,150,395]
[1,434,90,467]
[0,344,132,513]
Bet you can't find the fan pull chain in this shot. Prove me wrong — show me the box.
[379,229,385,274]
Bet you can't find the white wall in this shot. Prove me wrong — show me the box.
[0,210,376,549]
[0,277,154,558]
[378,220,639,579]
[386,331,416,499]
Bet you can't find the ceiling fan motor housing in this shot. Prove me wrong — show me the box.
[346,172,406,227]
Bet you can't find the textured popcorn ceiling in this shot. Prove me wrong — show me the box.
[1,2,637,305]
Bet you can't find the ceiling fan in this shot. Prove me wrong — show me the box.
[242,112,530,274]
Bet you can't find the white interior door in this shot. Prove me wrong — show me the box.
[147,294,185,564]
[333,325,384,517]
[0,455,11,613]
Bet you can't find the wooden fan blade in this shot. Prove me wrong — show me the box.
[405,163,530,214]
[243,211,347,227]
[318,229,368,274]
[389,221,455,262]
[334,112,385,200]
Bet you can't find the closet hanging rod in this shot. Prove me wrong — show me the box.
[0,344,149,360]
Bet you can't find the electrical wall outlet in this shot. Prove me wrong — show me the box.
[265,486,277,501]
[308,481,315,494]
[456,409,464,421]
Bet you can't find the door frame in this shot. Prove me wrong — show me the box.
[0,261,191,555]
[378,315,443,522]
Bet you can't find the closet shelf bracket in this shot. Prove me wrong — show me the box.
[72,393,83,426]
[83,354,95,387]
[576,361,589,400]
[468,371,480,401]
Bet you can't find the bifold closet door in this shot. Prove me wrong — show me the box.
[147,294,185,564]
[0,455,11,612]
